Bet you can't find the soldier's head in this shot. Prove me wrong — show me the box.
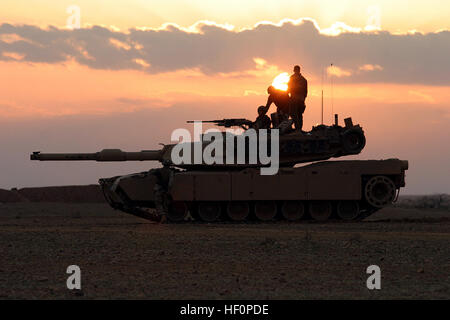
[257,106,266,116]
[293,65,301,74]
[267,85,276,95]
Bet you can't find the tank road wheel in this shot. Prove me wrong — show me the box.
[309,201,332,221]
[336,201,360,221]
[198,202,222,222]
[281,201,305,221]
[365,176,396,208]
[226,202,250,221]
[167,201,188,222]
[254,201,277,221]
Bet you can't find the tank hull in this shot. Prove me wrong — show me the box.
[100,159,408,222]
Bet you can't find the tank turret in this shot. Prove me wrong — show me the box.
[31,116,366,169]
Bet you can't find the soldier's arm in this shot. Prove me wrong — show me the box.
[263,96,273,114]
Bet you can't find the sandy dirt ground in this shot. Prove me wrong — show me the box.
[0,203,449,299]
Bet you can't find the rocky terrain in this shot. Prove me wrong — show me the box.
[0,192,448,299]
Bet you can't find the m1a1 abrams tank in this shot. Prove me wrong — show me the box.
[30,116,408,223]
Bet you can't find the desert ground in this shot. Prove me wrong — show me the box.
[0,195,449,299]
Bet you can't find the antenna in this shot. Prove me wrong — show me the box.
[321,67,324,125]
[330,63,334,122]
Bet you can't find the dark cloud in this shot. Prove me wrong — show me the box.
[1,20,450,84]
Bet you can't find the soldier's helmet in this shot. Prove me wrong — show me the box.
[257,106,266,115]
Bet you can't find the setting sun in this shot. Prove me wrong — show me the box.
[272,72,289,91]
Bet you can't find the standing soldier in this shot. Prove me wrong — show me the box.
[287,65,308,131]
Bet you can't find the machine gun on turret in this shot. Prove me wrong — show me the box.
[187,118,253,129]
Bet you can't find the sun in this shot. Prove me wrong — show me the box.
[272,72,289,91]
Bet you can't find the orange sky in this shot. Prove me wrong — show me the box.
[0,0,449,193]
[1,60,448,119]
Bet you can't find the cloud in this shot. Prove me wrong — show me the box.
[2,51,25,60]
[358,64,383,72]
[327,65,352,77]
[408,90,436,103]
[1,20,450,85]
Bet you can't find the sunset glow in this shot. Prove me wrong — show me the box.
[271,73,289,91]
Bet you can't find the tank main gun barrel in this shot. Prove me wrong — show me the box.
[30,149,162,162]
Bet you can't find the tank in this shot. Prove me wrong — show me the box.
[30,115,408,222]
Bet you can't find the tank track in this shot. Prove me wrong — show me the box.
[100,185,383,223]
[100,178,164,222]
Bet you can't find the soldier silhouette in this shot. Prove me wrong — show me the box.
[287,65,308,131]
[265,85,290,117]
[252,106,272,130]
[262,86,290,129]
